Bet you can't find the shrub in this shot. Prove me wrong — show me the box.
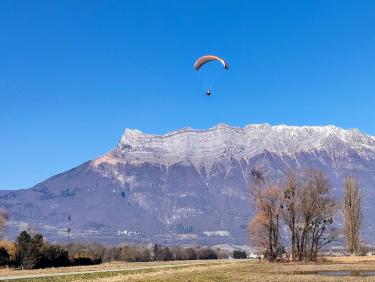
[71,256,101,266]
[197,248,218,260]
[358,245,372,256]
[162,247,173,261]
[138,247,151,262]
[233,250,247,259]
[171,246,197,260]
[154,245,173,261]
[40,244,70,268]
[215,248,229,259]
[0,247,10,266]
[119,245,150,262]
[180,247,197,260]
[65,243,104,263]
[0,240,16,262]
[102,246,122,262]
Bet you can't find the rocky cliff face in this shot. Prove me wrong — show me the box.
[2,124,375,245]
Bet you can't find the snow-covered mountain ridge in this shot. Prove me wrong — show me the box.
[93,123,375,169]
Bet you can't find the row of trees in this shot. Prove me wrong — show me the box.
[249,169,362,261]
[153,244,218,261]
[0,230,220,269]
[65,243,219,263]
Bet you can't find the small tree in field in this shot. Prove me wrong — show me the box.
[344,176,362,254]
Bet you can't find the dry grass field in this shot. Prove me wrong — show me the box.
[2,257,375,281]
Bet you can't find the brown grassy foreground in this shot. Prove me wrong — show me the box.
[2,256,375,281]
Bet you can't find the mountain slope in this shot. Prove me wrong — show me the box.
[2,124,375,244]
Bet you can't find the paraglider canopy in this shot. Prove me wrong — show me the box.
[194,55,229,71]
[194,55,229,96]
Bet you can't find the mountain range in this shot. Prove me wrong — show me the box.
[1,123,375,245]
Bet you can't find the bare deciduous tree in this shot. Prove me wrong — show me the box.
[344,176,361,254]
[248,169,284,261]
[295,169,338,261]
[281,171,300,261]
[0,209,8,240]
[249,168,339,262]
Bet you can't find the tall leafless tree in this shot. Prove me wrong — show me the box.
[344,176,362,254]
[297,169,338,261]
[0,209,8,240]
[248,169,284,261]
[281,171,300,261]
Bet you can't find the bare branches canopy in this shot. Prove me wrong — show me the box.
[248,169,339,261]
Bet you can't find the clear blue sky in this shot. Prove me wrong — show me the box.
[1,0,375,189]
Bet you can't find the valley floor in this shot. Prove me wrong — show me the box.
[1,257,375,281]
